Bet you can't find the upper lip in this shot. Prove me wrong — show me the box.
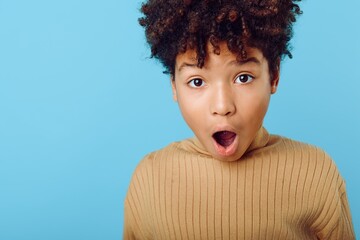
[211,125,237,136]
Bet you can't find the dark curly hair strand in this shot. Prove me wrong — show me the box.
[139,0,302,78]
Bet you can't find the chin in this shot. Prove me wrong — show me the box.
[212,151,244,162]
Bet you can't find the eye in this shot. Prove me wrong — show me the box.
[234,74,254,84]
[188,78,205,88]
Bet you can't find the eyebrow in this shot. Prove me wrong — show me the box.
[177,62,198,72]
[177,57,261,72]
[235,57,261,66]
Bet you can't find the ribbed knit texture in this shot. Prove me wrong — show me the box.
[124,127,355,239]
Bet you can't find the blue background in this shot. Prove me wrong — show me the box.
[0,0,359,239]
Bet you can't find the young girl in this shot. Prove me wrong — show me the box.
[124,0,355,239]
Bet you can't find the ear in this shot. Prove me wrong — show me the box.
[270,63,280,94]
[171,75,178,102]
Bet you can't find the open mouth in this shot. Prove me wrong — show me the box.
[213,131,237,148]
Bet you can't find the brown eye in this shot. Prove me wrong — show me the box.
[235,74,254,84]
[188,78,205,88]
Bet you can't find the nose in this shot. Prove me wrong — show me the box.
[210,84,236,117]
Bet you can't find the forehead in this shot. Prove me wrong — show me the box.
[175,42,267,71]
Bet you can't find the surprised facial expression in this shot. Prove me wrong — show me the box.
[172,42,279,161]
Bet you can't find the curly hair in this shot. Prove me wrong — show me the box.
[139,0,302,77]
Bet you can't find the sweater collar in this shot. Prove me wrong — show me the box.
[179,126,270,159]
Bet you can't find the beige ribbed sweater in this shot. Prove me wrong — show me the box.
[124,127,355,239]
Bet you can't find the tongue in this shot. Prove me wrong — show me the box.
[214,131,236,147]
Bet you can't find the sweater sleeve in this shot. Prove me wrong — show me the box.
[318,183,355,240]
[123,197,139,240]
[123,155,152,240]
[311,152,355,239]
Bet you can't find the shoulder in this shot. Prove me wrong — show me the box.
[125,143,177,203]
[264,133,344,182]
[272,136,356,238]
[129,142,182,178]
[124,145,184,240]
[264,133,347,204]
[125,141,183,210]
[267,133,334,162]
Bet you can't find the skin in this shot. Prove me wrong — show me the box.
[171,42,280,161]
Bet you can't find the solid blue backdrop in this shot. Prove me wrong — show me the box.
[0,0,359,239]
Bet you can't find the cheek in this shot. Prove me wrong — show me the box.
[239,90,270,121]
[177,93,203,127]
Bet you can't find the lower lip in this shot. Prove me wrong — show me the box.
[212,134,238,157]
